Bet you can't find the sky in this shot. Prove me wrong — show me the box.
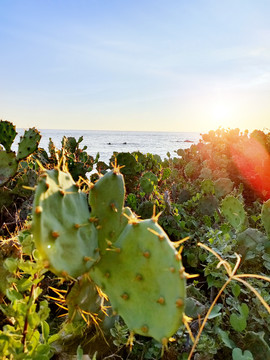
[1,0,270,133]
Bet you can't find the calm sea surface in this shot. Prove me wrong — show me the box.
[16,129,201,163]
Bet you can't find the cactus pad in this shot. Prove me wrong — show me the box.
[221,196,247,231]
[32,169,99,277]
[0,120,17,152]
[214,178,233,198]
[89,169,128,254]
[66,275,106,321]
[17,128,41,161]
[140,172,158,194]
[0,151,18,186]
[90,219,186,342]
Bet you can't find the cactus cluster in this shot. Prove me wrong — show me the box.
[31,165,186,344]
[0,120,41,186]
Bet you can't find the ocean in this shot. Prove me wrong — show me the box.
[16,129,201,163]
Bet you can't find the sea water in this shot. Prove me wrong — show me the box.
[15,129,201,163]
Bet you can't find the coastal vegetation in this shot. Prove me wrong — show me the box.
[0,120,270,359]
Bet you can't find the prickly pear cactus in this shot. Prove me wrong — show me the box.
[214,178,234,198]
[198,195,219,216]
[140,171,158,194]
[90,217,186,343]
[201,179,215,195]
[0,120,17,152]
[17,128,41,161]
[31,165,187,345]
[261,199,270,238]
[32,168,99,278]
[88,169,129,254]
[221,196,247,232]
[0,151,18,186]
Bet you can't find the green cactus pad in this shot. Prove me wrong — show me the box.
[214,178,234,198]
[221,196,247,232]
[90,219,186,343]
[0,151,18,186]
[261,199,270,238]
[17,128,41,161]
[113,153,141,175]
[0,120,17,152]
[198,195,219,216]
[32,169,99,278]
[140,172,158,194]
[201,179,215,195]
[89,169,128,253]
[236,228,269,261]
[66,275,105,321]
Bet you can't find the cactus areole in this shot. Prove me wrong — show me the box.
[31,167,186,343]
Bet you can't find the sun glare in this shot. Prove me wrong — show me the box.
[211,104,232,125]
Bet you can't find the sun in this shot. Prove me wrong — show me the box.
[210,103,233,129]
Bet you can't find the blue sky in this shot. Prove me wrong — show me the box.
[1,0,270,132]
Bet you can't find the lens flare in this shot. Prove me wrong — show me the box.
[230,137,270,200]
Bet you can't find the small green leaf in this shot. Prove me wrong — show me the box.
[232,348,253,360]
[41,321,50,342]
[239,303,249,318]
[208,304,222,319]
[6,288,23,301]
[230,313,247,332]
[76,344,83,360]
[232,283,241,298]
[217,328,235,349]
[48,333,60,345]
[4,258,18,273]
